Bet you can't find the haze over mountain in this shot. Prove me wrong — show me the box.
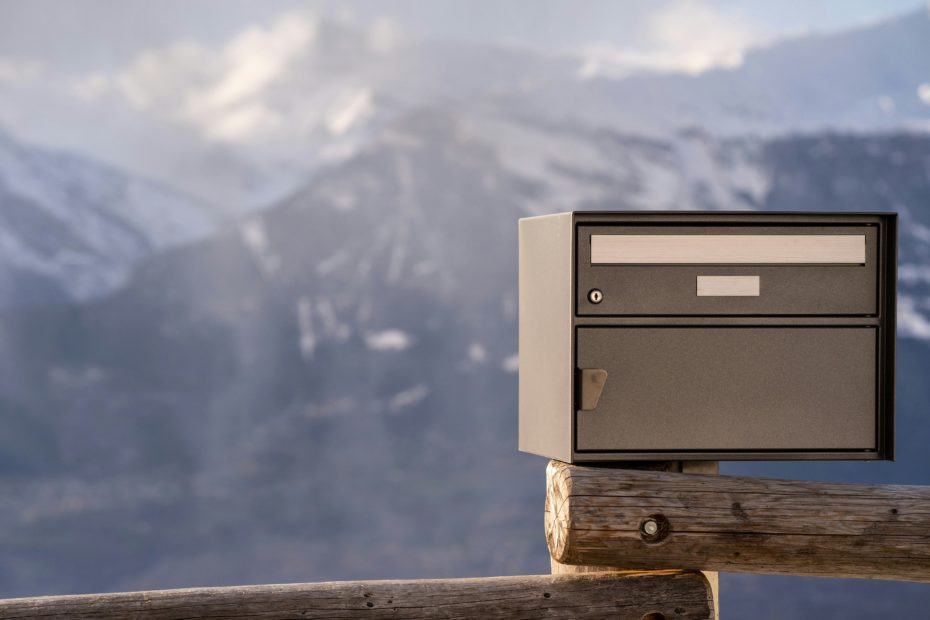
[0,129,214,303]
[0,4,929,617]
[524,5,930,136]
[2,6,930,210]
[0,12,576,209]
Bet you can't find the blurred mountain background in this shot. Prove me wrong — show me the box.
[0,1,929,615]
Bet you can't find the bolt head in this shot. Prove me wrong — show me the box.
[642,519,659,536]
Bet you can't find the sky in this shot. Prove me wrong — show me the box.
[0,0,926,75]
[0,0,926,208]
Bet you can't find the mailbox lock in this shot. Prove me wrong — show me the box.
[588,289,603,304]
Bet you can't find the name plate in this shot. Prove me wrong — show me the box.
[697,275,760,296]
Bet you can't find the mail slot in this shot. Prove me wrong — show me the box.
[578,224,879,315]
[518,211,896,462]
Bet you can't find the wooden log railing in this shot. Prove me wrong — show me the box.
[549,461,721,620]
[546,460,930,582]
[7,460,930,618]
[0,572,714,619]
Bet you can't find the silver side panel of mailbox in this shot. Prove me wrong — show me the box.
[518,212,573,462]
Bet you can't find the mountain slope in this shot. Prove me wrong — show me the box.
[5,8,930,215]
[0,14,578,210]
[513,6,930,137]
[1,111,929,616]
[0,130,216,303]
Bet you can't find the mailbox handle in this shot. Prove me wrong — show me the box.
[578,368,608,411]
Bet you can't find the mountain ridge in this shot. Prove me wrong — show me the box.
[1,112,929,613]
[0,129,217,303]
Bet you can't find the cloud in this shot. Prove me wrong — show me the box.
[367,16,406,54]
[65,10,405,146]
[4,7,412,208]
[918,83,930,106]
[70,73,110,102]
[0,57,43,83]
[325,88,373,135]
[75,11,319,143]
[878,95,896,114]
[185,11,318,139]
[116,41,218,110]
[578,0,761,78]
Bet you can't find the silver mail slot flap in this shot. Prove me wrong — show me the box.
[591,234,866,264]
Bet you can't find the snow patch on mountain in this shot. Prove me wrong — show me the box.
[898,295,930,340]
[295,296,316,360]
[239,217,280,276]
[454,111,768,213]
[387,384,428,412]
[366,329,413,351]
[899,264,930,285]
[0,130,215,302]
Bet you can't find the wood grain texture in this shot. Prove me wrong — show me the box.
[546,460,930,582]
[549,462,720,620]
[0,573,714,619]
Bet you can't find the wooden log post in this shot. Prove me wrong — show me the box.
[549,461,720,620]
[0,573,714,619]
[545,460,930,582]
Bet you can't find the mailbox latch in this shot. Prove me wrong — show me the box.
[578,368,608,411]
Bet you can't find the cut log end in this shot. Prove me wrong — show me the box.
[545,459,573,562]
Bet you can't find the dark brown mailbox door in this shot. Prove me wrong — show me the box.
[575,327,877,452]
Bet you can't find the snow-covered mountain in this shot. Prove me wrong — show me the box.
[3,6,930,616]
[0,129,216,303]
[0,13,577,210]
[5,7,930,213]
[7,6,930,305]
[3,107,930,618]
[510,6,930,136]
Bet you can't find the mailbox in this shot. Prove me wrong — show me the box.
[518,212,896,462]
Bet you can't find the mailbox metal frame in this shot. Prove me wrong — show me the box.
[518,211,897,462]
